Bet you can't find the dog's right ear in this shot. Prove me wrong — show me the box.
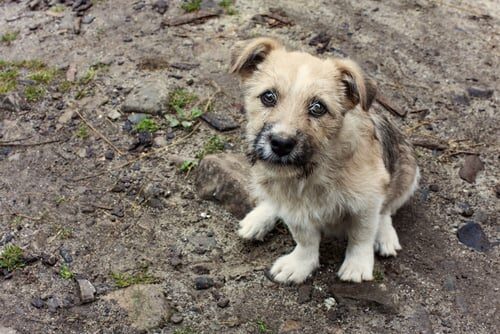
[230,37,282,78]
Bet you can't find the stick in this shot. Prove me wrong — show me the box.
[0,139,61,147]
[74,109,125,156]
[375,95,407,117]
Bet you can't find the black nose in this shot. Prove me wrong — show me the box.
[270,134,297,157]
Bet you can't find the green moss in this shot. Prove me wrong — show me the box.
[181,0,201,12]
[28,69,57,84]
[256,320,271,333]
[196,135,225,159]
[60,264,74,279]
[0,68,18,94]
[1,31,19,43]
[24,85,45,102]
[373,268,384,282]
[219,0,237,14]
[76,125,90,139]
[180,160,198,173]
[50,4,65,13]
[134,118,160,133]
[169,88,198,111]
[111,271,159,288]
[0,244,25,271]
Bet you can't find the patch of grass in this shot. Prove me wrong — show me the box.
[28,69,57,84]
[181,0,201,12]
[111,271,159,288]
[16,59,46,70]
[56,226,73,240]
[60,264,74,279]
[50,4,65,13]
[76,125,90,139]
[10,216,23,227]
[1,31,18,43]
[0,68,18,94]
[179,160,198,173]
[79,67,96,85]
[0,244,25,271]
[169,88,198,111]
[174,327,197,334]
[219,0,237,14]
[256,320,272,333]
[24,85,45,102]
[373,268,384,282]
[58,80,73,93]
[134,118,160,133]
[196,135,225,159]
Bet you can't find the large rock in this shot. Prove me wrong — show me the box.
[103,284,170,331]
[122,80,169,115]
[77,278,96,304]
[329,282,398,314]
[459,155,484,183]
[195,153,254,219]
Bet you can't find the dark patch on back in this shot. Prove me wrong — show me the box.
[372,115,402,174]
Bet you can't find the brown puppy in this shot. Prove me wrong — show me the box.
[231,38,419,283]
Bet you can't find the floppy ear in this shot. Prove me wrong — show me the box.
[334,58,377,112]
[230,37,282,79]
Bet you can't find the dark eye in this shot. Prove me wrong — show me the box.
[260,90,277,107]
[308,100,328,117]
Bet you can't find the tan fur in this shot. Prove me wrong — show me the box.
[232,38,419,283]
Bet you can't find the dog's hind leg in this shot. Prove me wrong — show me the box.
[374,214,401,257]
[238,201,277,240]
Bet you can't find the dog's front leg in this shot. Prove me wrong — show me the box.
[238,201,277,240]
[337,207,380,282]
[270,223,320,284]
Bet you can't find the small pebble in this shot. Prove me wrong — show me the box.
[194,276,214,290]
[170,313,183,324]
[31,297,45,309]
[217,298,230,308]
[104,150,115,160]
[59,247,73,263]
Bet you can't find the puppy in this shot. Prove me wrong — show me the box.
[230,37,419,284]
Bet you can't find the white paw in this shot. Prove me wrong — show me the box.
[375,224,402,257]
[337,253,374,283]
[270,252,318,284]
[238,215,272,241]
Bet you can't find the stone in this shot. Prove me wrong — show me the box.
[122,80,169,115]
[41,253,57,266]
[77,279,96,303]
[217,298,230,308]
[153,0,169,14]
[127,113,149,124]
[194,276,214,290]
[459,155,484,183]
[59,247,73,263]
[170,313,183,324]
[154,136,168,147]
[452,93,470,106]
[200,112,240,132]
[457,202,474,217]
[82,15,95,24]
[467,87,493,99]
[457,222,491,252]
[104,150,115,160]
[107,110,122,120]
[279,320,302,334]
[31,297,45,309]
[195,154,254,219]
[0,93,22,112]
[329,282,397,313]
[428,184,439,192]
[103,284,170,332]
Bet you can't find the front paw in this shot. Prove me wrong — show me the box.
[337,253,374,283]
[238,216,271,241]
[269,252,319,284]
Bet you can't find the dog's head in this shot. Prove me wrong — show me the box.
[231,37,376,177]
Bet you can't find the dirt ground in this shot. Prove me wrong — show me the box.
[0,0,499,333]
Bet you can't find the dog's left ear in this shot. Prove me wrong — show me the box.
[230,37,282,79]
[334,59,377,112]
